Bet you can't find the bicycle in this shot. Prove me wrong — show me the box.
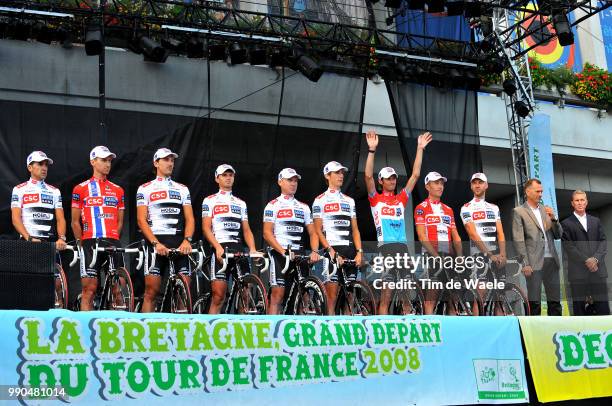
[148,244,204,314]
[55,244,78,309]
[331,256,376,316]
[429,258,483,316]
[201,249,269,315]
[276,248,328,315]
[384,266,425,316]
[191,241,212,314]
[73,240,143,311]
[478,258,530,316]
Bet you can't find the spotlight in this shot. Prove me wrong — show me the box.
[447,68,466,88]
[269,48,288,67]
[378,60,397,81]
[296,52,323,82]
[229,42,248,64]
[503,78,517,96]
[140,36,169,63]
[85,28,103,56]
[514,100,530,118]
[552,11,574,46]
[186,37,204,58]
[384,0,402,7]
[161,38,183,53]
[484,56,505,74]
[395,62,410,80]
[427,0,445,13]
[248,46,267,65]
[207,42,226,60]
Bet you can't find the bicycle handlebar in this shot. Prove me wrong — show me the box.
[89,243,144,270]
[64,245,78,267]
[219,251,269,274]
[149,243,204,272]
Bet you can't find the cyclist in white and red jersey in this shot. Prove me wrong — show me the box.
[202,164,257,314]
[414,171,462,314]
[364,130,432,314]
[11,151,67,250]
[313,161,363,314]
[137,148,195,313]
[263,168,321,314]
[71,146,125,311]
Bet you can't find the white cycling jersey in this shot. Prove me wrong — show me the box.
[202,190,248,244]
[263,194,313,251]
[460,197,501,255]
[136,176,191,236]
[312,188,356,247]
[11,178,62,239]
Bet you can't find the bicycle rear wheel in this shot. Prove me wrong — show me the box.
[233,274,267,315]
[496,283,530,316]
[171,274,193,314]
[54,264,68,309]
[107,267,134,311]
[393,284,424,315]
[294,276,328,315]
[336,280,376,316]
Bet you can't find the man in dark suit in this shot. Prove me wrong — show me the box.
[512,178,563,316]
[561,190,610,316]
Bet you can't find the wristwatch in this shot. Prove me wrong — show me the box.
[151,240,158,247]
[59,235,67,241]
[185,236,193,243]
[356,248,363,253]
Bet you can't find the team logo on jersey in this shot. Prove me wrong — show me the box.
[482,226,497,233]
[136,193,145,201]
[169,190,182,201]
[340,203,351,213]
[278,209,293,218]
[11,194,18,202]
[203,204,210,213]
[324,203,339,213]
[462,212,471,220]
[313,206,321,214]
[230,205,242,215]
[72,193,80,202]
[223,221,240,230]
[22,194,40,204]
[416,209,424,215]
[264,210,274,218]
[295,210,304,219]
[396,208,402,217]
[85,197,104,207]
[426,216,441,224]
[472,211,486,221]
[104,197,118,207]
[442,215,451,225]
[33,212,52,220]
[381,206,395,216]
[214,205,229,215]
[333,219,350,227]
[161,207,180,214]
[150,191,168,201]
[41,194,53,205]
[486,211,496,220]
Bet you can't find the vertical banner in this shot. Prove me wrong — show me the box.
[599,8,612,70]
[519,316,612,402]
[528,113,557,213]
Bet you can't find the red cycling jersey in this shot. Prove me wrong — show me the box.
[414,198,456,254]
[72,177,125,240]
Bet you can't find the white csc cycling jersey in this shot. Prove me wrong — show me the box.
[312,188,356,247]
[202,190,248,244]
[11,178,63,239]
[136,177,191,236]
[263,194,313,251]
[460,197,501,254]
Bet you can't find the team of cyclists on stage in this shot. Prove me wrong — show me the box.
[11,131,523,316]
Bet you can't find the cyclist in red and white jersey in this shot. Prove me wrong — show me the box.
[202,164,257,314]
[71,146,125,311]
[263,168,320,314]
[313,161,363,314]
[414,171,462,314]
[137,148,195,313]
[11,151,67,250]
[364,130,432,314]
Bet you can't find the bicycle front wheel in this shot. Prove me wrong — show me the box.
[294,276,328,316]
[496,284,530,316]
[393,285,424,315]
[107,267,134,311]
[171,274,193,314]
[192,293,211,314]
[233,274,267,315]
[54,264,68,309]
[336,280,377,316]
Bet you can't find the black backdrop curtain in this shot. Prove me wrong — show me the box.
[385,82,482,239]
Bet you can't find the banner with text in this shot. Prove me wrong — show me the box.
[0,310,527,405]
[519,316,612,402]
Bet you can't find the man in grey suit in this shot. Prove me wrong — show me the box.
[512,178,563,316]
[561,190,610,316]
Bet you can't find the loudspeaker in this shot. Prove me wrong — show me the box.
[0,240,55,310]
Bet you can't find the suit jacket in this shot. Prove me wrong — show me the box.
[561,213,608,280]
[512,202,562,270]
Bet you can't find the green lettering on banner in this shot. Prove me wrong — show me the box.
[234,323,253,349]
[410,323,422,343]
[23,319,51,355]
[102,361,125,395]
[213,322,231,350]
[121,321,146,352]
[151,360,177,391]
[258,356,274,383]
[170,322,190,351]
[583,333,605,367]
[127,361,151,393]
[335,323,352,345]
[148,322,169,352]
[372,323,385,345]
[58,363,89,397]
[295,355,313,380]
[313,353,331,379]
[191,322,213,351]
[276,355,293,382]
[178,359,201,389]
[98,321,121,354]
[55,320,85,355]
[320,324,335,346]
[255,322,273,349]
